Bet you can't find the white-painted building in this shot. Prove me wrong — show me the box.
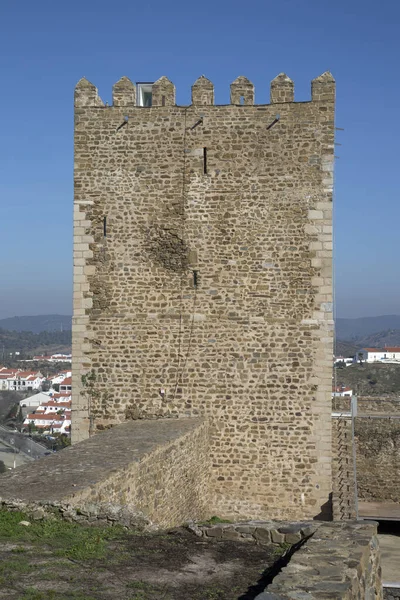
[7,371,45,391]
[0,368,45,391]
[59,377,72,393]
[49,371,71,386]
[358,347,400,363]
[23,411,71,434]
[332,386,353,397]
[20,392,51,410]
[334,356,355,367]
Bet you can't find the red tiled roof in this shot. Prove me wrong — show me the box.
[60,377,72,386]
[26,412,71,421]
[362,348,382,352]
[42,401,71,408]
[383,347,400,353]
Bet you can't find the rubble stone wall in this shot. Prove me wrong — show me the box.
[355,417,400,503]
[258,521,382,600]
[0,418,211,529]
[72,72,335,520]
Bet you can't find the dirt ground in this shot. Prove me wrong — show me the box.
[0,511,285,600]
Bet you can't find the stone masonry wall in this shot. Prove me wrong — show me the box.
[259,521,382,599]
[355,417,400,503]
[0,418,211,529]
[332,416,357,520]
[73,72,335,520]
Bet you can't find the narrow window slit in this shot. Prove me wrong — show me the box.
[103,216,107,237]
[203,147,207,174]
[162,95,166,107]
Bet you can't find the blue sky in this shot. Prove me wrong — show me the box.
[0,0,399,319]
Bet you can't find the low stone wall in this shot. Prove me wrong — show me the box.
[332,395,400,415]
[332,396,352,413]
[257,521,382,599]
[188,520,317,545]
[384,588,400,599]
[358,397,400,415]
[356,417,400,503]
[0,418,211,529]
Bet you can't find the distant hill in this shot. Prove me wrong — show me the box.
[335,330,400,357]
[0,328,71,357]
[335,363,400,396]
[0,315,71,334]
[336,315,400,341]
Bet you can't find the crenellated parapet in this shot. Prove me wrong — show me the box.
[74,77,104,107]
[112,76,136,107]
[74,72,335,108]
[152,76,175,106]
[270,73,294,103]
[311,71,335,102]
[191,76,214,105]
[230,76,255,105]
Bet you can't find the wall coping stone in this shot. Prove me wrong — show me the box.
[256,521,383,599]
[0,418,205,504]
[187,520,319,546]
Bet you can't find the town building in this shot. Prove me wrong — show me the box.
[332,385,353,397]
[358,347,400,363]
[0,367,45,391]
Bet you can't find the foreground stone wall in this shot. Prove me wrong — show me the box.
[259,521,382,599]
[355,417,400,503]
[384,589,400,599]
[0,419,211,529]
[73,72,335,521]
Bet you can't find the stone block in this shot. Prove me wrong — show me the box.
[254,527,271,544]
[270,529,285,544]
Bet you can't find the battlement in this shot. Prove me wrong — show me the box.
[74,72,335,108]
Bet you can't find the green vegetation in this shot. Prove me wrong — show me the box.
[19,591,97,600]
[0,510,125,560]
[335,363,400,396]
[0,327,71,358]
[0,315,72,335]
[200,515,233,525]
[0,460,6,473]
[0,509,280,599]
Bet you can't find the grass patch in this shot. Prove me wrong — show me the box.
[19,590,98,600]
[199,515,232,525]
[0,509,126,560]
[0,557,33,575]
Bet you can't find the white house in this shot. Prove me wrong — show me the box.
[7,371,45,391]
[49,371,71,386]
[23,411,71,434]
[59,377,72,393]
[36,400,71,414]
[19,391,51,410]
[358,347,400,363]
[332,385,353,397]
[0,368,45,391]
[334,356,354,367]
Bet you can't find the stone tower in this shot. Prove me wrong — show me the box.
[72,71,335,520]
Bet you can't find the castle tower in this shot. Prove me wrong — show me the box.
[72,72,335,520]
